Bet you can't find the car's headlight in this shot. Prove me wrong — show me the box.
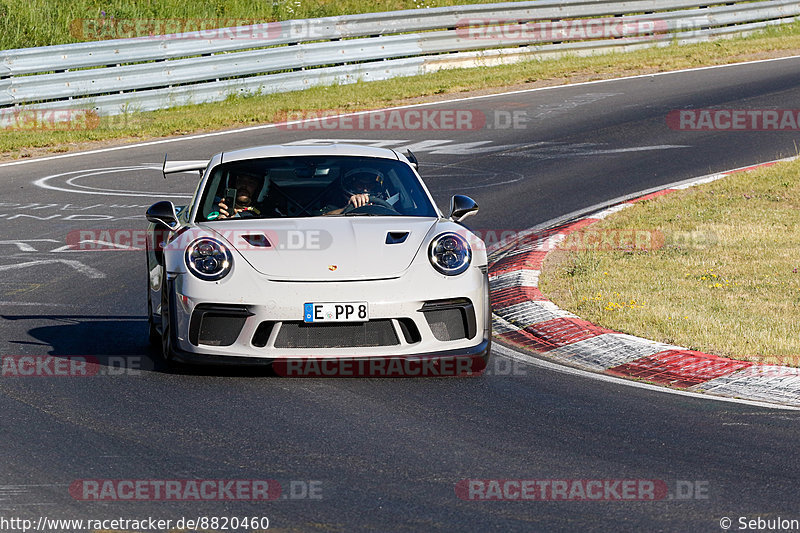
[429,232,471,275]
[185,238,232,281]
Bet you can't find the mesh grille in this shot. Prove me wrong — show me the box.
[191,315,246,346]
[189,304,251,346]
[274,320,399,348]
[198,315,246,346]
[423,308,467,341]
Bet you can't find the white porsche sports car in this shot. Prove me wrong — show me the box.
[145,143,490,373]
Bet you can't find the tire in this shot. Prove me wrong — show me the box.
[147,277,160,347]
[160,273,175,364]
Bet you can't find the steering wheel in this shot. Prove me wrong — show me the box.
[341,195,397,215]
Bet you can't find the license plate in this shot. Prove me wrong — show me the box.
[304,302,369,323]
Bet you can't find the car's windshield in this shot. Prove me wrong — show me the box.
[196,155,437,221]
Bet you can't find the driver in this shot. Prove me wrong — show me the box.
[214,171,263,219]
[322,168,388,215]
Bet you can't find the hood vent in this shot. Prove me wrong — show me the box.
[242,234,272,247]
[386,232,409,245]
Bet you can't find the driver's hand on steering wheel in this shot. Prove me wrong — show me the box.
[348,193,371,209]
[323,193,374,215]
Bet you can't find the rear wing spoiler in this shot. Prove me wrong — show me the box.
[161,154,209,179]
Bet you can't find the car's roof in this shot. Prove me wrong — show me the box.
[219,143,401,163]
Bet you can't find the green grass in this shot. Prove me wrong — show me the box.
[0,0,503,49]
[539,158,800,363]
[4,20,800,160]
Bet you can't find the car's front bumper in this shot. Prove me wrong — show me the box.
[166,263,491,367]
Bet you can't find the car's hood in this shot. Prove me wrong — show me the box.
[200,217,439,281]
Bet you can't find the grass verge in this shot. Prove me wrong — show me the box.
[3,21,800,161]
[0,0,500,49]
[539,158,800,363]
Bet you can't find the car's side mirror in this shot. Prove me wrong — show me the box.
[146,201,179,230]
[449,194,479,222]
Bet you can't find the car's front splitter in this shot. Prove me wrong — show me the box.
[169,337,491,377]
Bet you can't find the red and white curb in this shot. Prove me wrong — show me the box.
[488,156,800,407]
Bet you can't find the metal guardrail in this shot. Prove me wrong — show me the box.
[1,0,798,116]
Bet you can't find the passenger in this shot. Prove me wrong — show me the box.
[215,172,263,219]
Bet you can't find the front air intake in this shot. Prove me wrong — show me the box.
[189,304,252,346]
[421,298,476,341]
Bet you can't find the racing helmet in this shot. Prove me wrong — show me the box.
[341,168,386,199]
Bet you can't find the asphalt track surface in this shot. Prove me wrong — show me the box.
[2,57,800,532]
